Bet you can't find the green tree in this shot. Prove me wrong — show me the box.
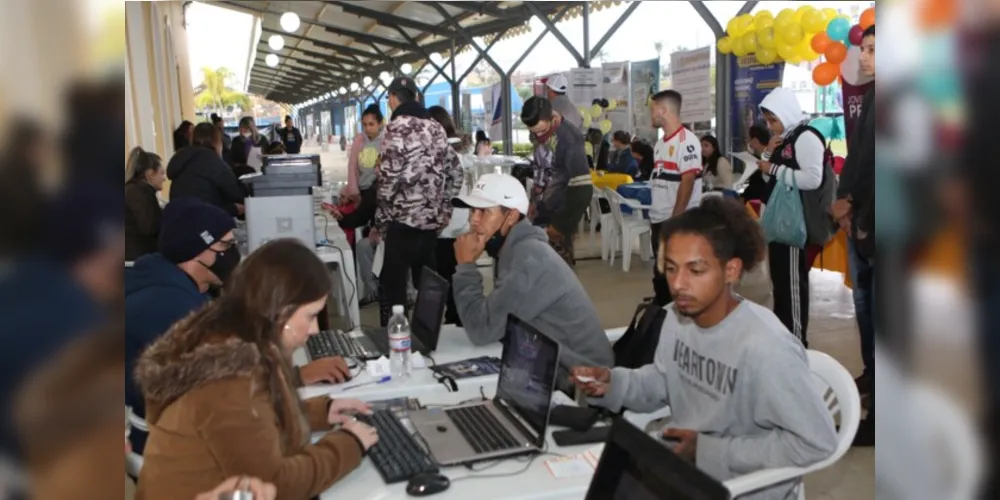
[194,67,252,115]
[515,85,534,102]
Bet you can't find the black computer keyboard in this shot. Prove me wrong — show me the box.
[306,330,379,359]
[446,405,520,454]
[356,410,439,484]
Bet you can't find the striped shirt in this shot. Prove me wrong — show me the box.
[649,127,703,223]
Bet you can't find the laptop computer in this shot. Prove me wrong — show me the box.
[306,266,449,361]
[407,315,560,466]
[585,419,730,500]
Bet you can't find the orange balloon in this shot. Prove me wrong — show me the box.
[811,32,832,54]
[812,62,839,86]
[859,7,876,30]
[824,41,847,64]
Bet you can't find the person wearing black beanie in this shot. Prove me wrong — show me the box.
[125,198,237,454]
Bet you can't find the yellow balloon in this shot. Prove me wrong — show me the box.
[755,16,774,30]
[776,43,796,61]
[727,17,741,36]
[741,31,758,54]
[794,5,815,23]
[737,14,755,36]
[606,100,617,111]
[797,38,818,61]
[578,107,589,119]
[584,142,593,157]
[583,113,593,129]
[801,9,826,34]
[756,26,776,49]
[775,8,795,28]
[754,10,774,22]
[717,36,733,54]
[821,8,839,22]
[756,47,778,65]
[788,55,803,65]
[590,104,603,118]
[778,23,804,45]
[599,119,613,135]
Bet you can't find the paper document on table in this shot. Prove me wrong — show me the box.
[544,454,595,479]
[372,241,385,277]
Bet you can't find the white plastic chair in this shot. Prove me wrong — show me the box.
[724,350,861,499]
[126,406,147,477]
[588,191,617,261]
[603,188,651,272]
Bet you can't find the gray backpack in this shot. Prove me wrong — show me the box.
[794,126,839,246]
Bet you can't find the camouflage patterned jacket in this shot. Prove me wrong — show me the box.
[375,107,464,232]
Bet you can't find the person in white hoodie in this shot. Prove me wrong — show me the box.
[571,197,837,500]
[428,106,472,325]
[757,87,825,347]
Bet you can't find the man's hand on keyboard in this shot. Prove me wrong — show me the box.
[300,357,351,384]
[328,398,373,425]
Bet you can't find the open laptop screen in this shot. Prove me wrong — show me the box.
[586,419,730,500]
[411,267,448,350]
[496,316,560,448]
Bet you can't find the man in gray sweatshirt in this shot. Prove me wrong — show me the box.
[572,197,837,500]
[450,173,613,383]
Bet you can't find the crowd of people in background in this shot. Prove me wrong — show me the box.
[112,25,878,498]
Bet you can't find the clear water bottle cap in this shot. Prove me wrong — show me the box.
[392,305,405,314]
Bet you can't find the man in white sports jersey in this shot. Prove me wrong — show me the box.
[649,90,703,306]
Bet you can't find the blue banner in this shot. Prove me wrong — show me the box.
[729,54,785,154]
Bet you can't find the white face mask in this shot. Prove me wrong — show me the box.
[242,131,252,138]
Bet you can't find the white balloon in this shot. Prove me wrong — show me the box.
[279,12,301,33]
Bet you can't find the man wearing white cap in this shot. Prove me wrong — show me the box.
[545,74,583,130]
[450,174,614,379]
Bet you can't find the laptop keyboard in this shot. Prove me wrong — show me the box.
[306,330,379,359]
[446,405,521,454]
[356,410,439,484]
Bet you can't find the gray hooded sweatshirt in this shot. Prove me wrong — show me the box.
[590,300,837,500]
[452,219,614,376]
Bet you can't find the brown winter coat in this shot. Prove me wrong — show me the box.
[133,318,364,500]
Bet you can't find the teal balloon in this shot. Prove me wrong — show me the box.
[826,17,850,43]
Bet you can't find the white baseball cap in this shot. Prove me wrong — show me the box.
[452,173,529,215]
[546,74,568,94]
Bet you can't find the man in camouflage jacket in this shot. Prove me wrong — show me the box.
[374,76,463,325]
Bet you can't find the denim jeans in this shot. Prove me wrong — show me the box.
[848,236,875,376]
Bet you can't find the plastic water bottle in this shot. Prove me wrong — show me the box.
[387,305,411,380]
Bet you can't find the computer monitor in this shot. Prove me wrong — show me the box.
[585,419,731,500]
[410,267,449,351]
[495,315,561,449]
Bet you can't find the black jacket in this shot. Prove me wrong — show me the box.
[278,126,303,154]
[166,147,245,216]
[229,134,269,165]
[125,179,162,261]
[838,89,875,256]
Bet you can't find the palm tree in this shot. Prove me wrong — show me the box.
[194,67,252,116]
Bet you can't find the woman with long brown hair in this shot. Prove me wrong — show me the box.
[134,239,377,500]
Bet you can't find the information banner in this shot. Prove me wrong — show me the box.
[670,47,713,124]
[729,54,785,154]
[629,59,660,144]
[601,61,631,135]
[568,67,602,111]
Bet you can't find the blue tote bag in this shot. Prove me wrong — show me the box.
[760,170,807,248]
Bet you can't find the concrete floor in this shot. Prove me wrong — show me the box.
[310,143,875,500]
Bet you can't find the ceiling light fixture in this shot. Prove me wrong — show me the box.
[265,54,279,67]
[268,34,285,51]
[280,12,301,33]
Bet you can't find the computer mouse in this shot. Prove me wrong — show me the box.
[406,473,451,497]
